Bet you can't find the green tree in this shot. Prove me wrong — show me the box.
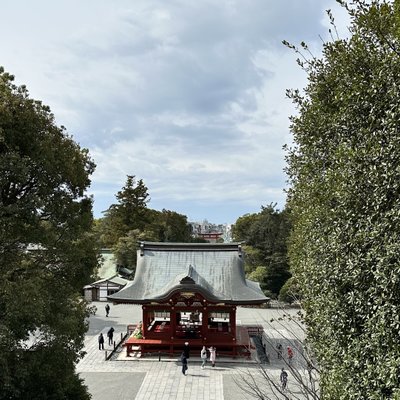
[231,212,259,244]
[98,175,150,247]
[278,276,301,304]
[113,175,150,230]
[232,205,291,296]
[0,68,97,399]
[148,208,192,243]
[96,178,192,277]
[112,228,158,277]
[286,1,400,397]
[112,209,191,276]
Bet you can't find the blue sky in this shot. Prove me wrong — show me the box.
[1,1,349,224]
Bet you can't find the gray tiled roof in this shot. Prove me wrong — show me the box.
[83,274,129,289]
[109,242,268,304]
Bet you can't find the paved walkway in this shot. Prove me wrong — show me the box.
[77,330,251,400]
[77,303,310,400]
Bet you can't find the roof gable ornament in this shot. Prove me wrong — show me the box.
[179,264,196,285]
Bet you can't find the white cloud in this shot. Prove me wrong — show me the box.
[0,0,343,223]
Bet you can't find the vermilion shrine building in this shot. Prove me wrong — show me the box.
[109,242,268,357]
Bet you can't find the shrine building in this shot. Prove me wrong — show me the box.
[108,241,269,357]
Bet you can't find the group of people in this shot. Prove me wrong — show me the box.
[276,343,293,363]
[99,305,291,389]
[276,343,294,391]
[180,342,217,375]
[98,326,115,350]
[96,304,297,394]
[97,304,114,350]
[97,321,294,392]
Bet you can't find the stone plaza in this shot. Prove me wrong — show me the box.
[77,302,313,400]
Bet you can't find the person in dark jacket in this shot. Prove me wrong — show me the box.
[98,333,105,350]
[181,352,188,375]
[105,304,110,317]
[276,343,283,359]
[107,327,115,345]
[183,342,190,358]
[280,368,288,391]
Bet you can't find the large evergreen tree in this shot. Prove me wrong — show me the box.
[95,176,192,276]
[96,175,151,248]
[286,1,400,397]
[0,68,97,399]
[232,205,291,297]
[106,175,150,235]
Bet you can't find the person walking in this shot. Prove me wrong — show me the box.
[287,346,294,365]
[107,327,115,346]
[208,346,216,367]
[280,368,288,391]
[200,346,207,369]
[98,333,105,350]
[181,352,188,375]
[183,342,190,359]
[276,343,283,359]
[105,304,110,317]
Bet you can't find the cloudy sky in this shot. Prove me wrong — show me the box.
[1,1,349,224]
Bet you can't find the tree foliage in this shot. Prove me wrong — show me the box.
[112,228,157,276]
[232,205,291,297]
[0,68,97,399]
[286,1,400,397]
[278,276,302,304]
[148,208,192,243]
[99,175,150,246]
[95,176,192,273]
[112,209,192,273]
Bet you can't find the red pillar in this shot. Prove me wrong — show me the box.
[230,307,236,340]
[142,306,148,339]
[230,306,237,357]
[170,307,176,339]
[202,306,208,343]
